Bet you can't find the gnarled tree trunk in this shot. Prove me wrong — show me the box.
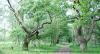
[23,36,30,50]
[7,0,53,50]
[77,36,87,52]
[80,41,87,52]
[76,26,88,52]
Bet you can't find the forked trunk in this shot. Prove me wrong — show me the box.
[77,36,88,52]
[76,26,88,52]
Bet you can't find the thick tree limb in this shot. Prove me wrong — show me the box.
[86,19,95,42]
[38,11,52,29]
[7,0,30,34]
[29,11,53,39]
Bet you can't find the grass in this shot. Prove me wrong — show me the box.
[0,42,100,54]
[70,45,100,54]
[0,43,61,54]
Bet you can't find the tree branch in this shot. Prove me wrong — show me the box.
[28,11,53,39]
[86,18,96,42]
[7,0,30,34]
[38,11,52,29]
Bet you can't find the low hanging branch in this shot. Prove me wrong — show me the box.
[7,0,30,34]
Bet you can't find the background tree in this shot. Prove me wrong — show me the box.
[66,0,100,51]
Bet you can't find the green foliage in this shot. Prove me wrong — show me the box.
[73,0,99,27]
[10,26,26,41]
[16,0,70,42]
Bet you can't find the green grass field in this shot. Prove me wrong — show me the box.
[70,45,100,54]
[0,43,100,54]
[0,43,61,54]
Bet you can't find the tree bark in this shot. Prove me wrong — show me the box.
[76,26,88,52]
[78,36,87,52]
[56,38,60,44]
[23,36,30,50]
[80,41,87,52]
[50,36,56,46]
[55,35,60,44]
